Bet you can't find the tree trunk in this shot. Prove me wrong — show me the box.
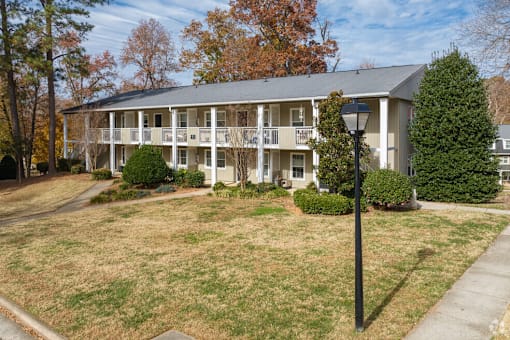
[45,0,57,175]
[1,0,24,183]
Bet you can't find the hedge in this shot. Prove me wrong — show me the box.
[91,168,112,180]
[362,169,412,208]
[293,189,353,215]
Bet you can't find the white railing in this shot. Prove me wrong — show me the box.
[264,128,279,146]
[296,127,313,145]
[176,128,187,143]
[143,128,152,143]
[162,128,172,144]
[199,128,212,143]
[130,129,139,144]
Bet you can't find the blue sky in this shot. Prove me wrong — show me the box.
[83,0,478,86]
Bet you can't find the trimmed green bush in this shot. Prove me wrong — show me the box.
[294,189,352,215]
[122,145,169,187]
[362,169,412,208]
[91,168,112,180]
[71,164,85,174]
[171,168,187,185]
[36,162,49,174]
[0,155,16,180]
[263,187,290,199]
[184,170,205,188]
[57,158,82,172]
[213,181,226,192]
[155,184,176,193]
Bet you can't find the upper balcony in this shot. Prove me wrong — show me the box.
[90,126,313,150]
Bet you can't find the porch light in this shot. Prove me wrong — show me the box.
[340,100,371,133]
[340,98,372,332]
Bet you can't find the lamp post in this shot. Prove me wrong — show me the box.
[340,98,371,332]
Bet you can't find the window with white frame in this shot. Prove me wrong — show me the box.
[263,152,270,177]
[144,114,149,128]
[290,108,305,126]
[205,150,226,169]
[177,112,187,127]
[178,149,187,167]
[205,111,226,127]
[291,153,305,179]
[504,140,510,149]
[500,156,510,165]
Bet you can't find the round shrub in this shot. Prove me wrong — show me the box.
[91,168,112,180]
[362,169,413,208]
[36,162,49,174]
[185,170,205,188]
[293,189,352,215]
[213,181,226,192]
[171,168,187,185]
[71,164,85,174]
[0,155,16,180]
[122,145,169,187]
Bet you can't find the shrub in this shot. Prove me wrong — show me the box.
[90,193,113,204]
[36,162,49,174]
[119,182,131,191]
[294,189,352,215]
[122,145,169,187]
[238,188,257,199]
[214,189,235,198]
[263,187,290,199]
[0,155,16,180]
[362,169,412,208]
[155,184,176,193]
[71,164,85,174]
[256,182,276,193]
[91,168,112,180]
[185,170,205,188]
[306,181,317,192]
[57,158,82,172]
[213,181,226,192]
[172,168,187,185]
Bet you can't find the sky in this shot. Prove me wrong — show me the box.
[83,0,478,86]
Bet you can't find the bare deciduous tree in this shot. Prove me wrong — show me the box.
[121,18,178,90]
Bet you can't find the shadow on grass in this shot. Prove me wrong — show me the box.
[364,247,436,329]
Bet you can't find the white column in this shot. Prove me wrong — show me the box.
[257,104,264,183]
[171,108,177,170]
[84,113,90,172]
[63,114,68,158]
[379,98,389,169]
[211,107,217,186]
[138,111,144,146]
[312,99,319,189]
[109,111,115,174]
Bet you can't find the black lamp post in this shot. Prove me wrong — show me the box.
[340,98,371,332]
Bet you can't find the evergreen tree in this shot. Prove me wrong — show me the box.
[308,91,369,194]
[409,48,500,203]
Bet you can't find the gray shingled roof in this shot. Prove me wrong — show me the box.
[62,64,425,114]
[498,125,510,139]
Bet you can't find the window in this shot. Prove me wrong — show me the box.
[143,114,149,128]
[205,150,226,169]
[263,152,269,177]
[205,111,226,127]
[178,149,187,167]
[154,113,162,128]
[500,156,510,165]
[263,109,270,127]
[291,153,305,180]
[504,140,510,149]
[291,108,304,127]
[177,112,187,127]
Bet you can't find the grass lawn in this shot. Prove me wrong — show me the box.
[0,195,508,339]
[0,174,96,220]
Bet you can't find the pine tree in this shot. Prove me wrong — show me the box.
[308,91,369,194]
[409,48,500,203]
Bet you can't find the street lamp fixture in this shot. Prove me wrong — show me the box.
[340,98,371,332]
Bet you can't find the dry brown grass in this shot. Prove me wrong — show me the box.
[495,304,510,339]
[0,196,508,339]
[0,174,96,220]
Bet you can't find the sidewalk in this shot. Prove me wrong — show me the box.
[406,205,510,339]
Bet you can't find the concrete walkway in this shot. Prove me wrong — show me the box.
[406,205,510,339]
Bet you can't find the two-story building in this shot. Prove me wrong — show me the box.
[61,64,425,188]
[493,125,510,183]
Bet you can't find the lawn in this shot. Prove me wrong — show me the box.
[0,195,508,339]
[0,174,96,220]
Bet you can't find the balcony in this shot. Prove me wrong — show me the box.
[89,126,313,149]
